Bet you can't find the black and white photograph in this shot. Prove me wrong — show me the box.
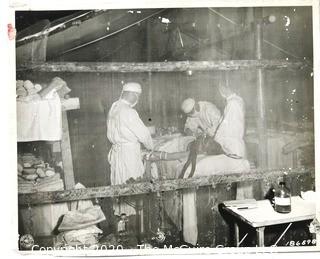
[8,0,320,255]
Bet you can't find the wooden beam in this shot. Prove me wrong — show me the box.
[18,168,313,205]
[17,60,308,73]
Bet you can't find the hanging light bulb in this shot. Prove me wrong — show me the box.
[268,15,276,23]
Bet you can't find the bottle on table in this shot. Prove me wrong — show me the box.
[274,181,291,213]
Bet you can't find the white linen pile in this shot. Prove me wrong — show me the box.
[55,205,106,248]
[16,95,62,141]
[16,77,71,142]
[18,173,64,193]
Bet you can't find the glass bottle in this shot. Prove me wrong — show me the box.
[274,181,291,213]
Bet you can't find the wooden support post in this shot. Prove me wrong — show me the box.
[143,158,151,237]
[61,111,75,190]
[59,98,79,190]
[155,191,165,230]
[134,196,143,243]
[161,99,168,127]
[144,160,152,180]
[292,150,298,168]
[144,19,154,195]
[256,226,265,247]
[144,195,150,236]
[254,8,268,169]
[146,20,153,116]
[234,223,240,247]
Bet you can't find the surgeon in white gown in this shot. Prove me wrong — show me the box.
[107,82,153,216]
[181,85,250,246]
[181,98,221,137]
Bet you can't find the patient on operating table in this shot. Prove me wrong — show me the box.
[146,84,250,179]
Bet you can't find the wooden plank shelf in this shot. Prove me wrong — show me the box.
[18,168,313,205]
[17,60,309,73]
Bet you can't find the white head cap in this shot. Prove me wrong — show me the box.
[181,98,196,114]
[122,82,142,94]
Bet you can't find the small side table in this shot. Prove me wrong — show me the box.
[223,196,315,247]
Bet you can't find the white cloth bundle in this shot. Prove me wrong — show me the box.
[58,205,106,231]
[17,94,62,141]
[56,225,103,246]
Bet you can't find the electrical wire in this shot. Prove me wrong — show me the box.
[208,8,238,26]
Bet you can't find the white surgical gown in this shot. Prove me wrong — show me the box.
[182,94,250,245]
[215,93,246,158]
[107,99,153,185]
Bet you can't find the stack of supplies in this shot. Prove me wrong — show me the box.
[16,77,71,102]
[18,153,64,193]
[16,80,42,102]
[16,77,71,141]
[55,205,106,248]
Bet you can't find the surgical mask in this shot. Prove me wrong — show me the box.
[119,91,140,107]
[130,92,140,107]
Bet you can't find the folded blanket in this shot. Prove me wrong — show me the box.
[56,225,103,246]
[18,173,64,193]
[56,225,102,246]
[18,179,64,194]
[58,205,106,231]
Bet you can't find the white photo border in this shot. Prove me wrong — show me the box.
[4,0,320,256]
